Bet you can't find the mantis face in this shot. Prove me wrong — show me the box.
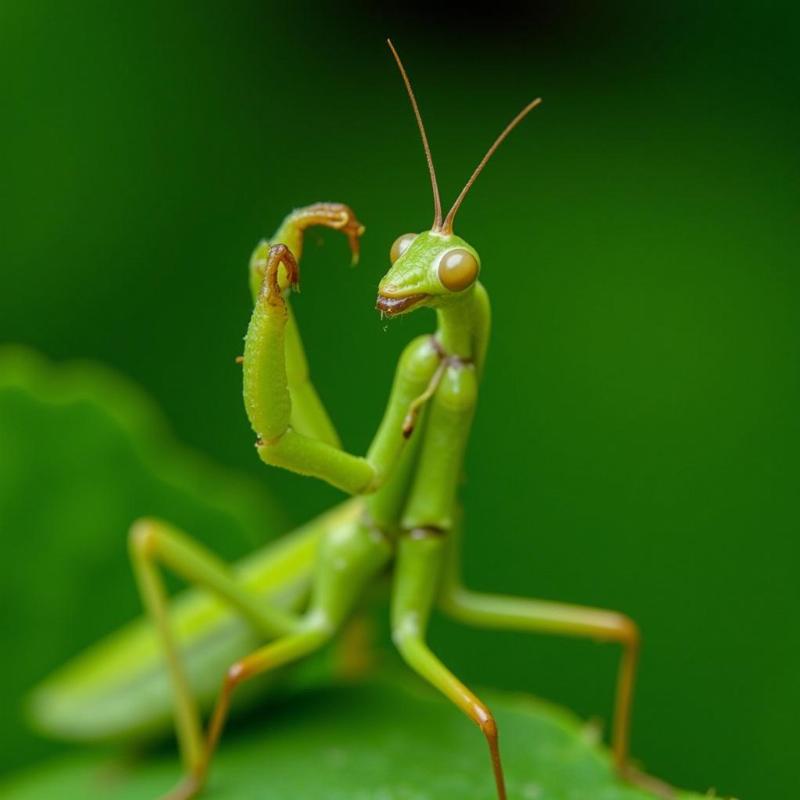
[377,42,539,319]
[376,230,481,316]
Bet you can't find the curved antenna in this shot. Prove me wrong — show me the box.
[442,97,542,234]
[387,39,443,230]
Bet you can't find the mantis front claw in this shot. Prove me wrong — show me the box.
[294,201,365,265]
[274,202,365,266]
[259,244,300,305]
[339,212,366,266]
[248,203,365,300]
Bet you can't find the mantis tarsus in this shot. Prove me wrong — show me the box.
[31,42,642,800]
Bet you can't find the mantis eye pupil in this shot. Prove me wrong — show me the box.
[390,233,417,263]
[438,248,478,291]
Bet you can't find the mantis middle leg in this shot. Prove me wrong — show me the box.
[392,531,508,800]
[438,523,640,770]
[385,356,508,795]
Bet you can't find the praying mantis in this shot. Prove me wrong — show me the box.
[29,42,642,800]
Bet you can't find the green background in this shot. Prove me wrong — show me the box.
[1,2,797,797]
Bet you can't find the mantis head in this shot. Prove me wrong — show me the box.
[376,40,540,318]
[376,230,480,316]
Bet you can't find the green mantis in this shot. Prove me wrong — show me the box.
[30,42,641,800]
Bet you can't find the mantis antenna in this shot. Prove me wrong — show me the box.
[441,97,542,234]
[387,39,443,231]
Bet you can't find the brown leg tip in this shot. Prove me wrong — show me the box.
[160,773,203,800]
[620,763,677,800]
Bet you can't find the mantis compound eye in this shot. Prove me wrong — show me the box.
[390,233,417,263]
[438,248,479,292]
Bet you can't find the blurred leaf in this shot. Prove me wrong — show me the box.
[0,680,710,800]
[0,347,287,773]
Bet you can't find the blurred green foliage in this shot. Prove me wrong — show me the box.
[0,348,285,770]
[1,681,706,800]
[1,2,798,798]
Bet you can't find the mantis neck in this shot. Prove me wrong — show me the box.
[435,283,490,368]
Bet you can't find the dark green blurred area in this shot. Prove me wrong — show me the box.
[1,2,797,797]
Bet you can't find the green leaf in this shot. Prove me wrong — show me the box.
[0,680,709,800]
[0,347,287,773]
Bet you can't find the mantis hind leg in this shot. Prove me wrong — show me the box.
[438,523,639,772]
[128,519,303,778]
[391,530,508,800]
[164,517,392,800]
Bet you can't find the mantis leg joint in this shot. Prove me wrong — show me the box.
[128,518,160,557]
[606,613,640,650]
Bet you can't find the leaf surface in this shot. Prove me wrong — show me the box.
[0,680,708,800]
[0,347,286,772]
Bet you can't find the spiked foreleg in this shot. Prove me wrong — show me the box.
[246,202,364,447]
[244,239,443,493]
